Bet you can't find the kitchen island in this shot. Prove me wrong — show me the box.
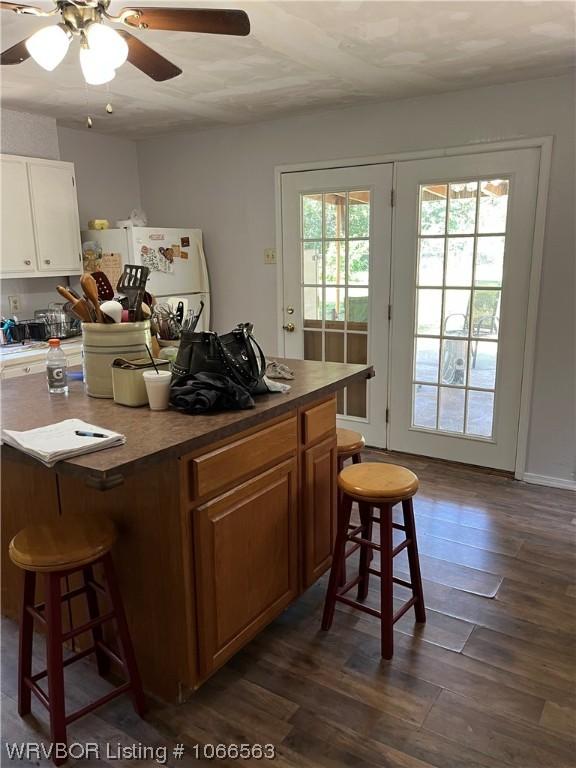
[1,359,373,702]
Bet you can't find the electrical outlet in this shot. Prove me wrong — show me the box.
[264,248,277,265]
[8,295,21,314]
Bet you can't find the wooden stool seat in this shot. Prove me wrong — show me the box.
[336,428,366,457]
[338,462,418,502]
[9,514,116,573]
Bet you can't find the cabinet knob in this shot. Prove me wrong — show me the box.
[24,367,31,373]
[24,259,31,266]
[44,259,51,265]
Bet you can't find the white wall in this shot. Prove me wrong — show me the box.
[136,74,575,484]
[58,126,141,229]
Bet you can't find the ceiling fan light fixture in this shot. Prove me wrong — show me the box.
[85,22,129,70]
[25,23,70,72]
[79,46,116,85]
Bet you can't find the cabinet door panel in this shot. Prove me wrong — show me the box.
[303,434,337,587]
[29,163,81,273]
[194,459,298,678]
[0,158,36,273]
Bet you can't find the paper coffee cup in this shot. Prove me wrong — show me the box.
[143,370,172,411]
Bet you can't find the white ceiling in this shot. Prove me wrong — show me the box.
[1,0,574,138]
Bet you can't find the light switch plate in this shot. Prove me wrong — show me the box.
[8,295,21,314]
[264,248,277,265]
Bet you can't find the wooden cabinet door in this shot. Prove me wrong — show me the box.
[302,434,337,587]
[28,161,81,274]
[193,459,298,679]
[0,157,37,274]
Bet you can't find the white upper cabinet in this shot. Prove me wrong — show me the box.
[0,154,82,278]
[1,157,37,274]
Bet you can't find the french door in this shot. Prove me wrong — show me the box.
[281,165,393,446]
[389,149,540,470]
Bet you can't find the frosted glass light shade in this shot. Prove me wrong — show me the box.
[85,23,128,69]
[80,47,116,85]
[25,25,70,71]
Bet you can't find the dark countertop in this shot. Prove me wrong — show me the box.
[1,359,373,487]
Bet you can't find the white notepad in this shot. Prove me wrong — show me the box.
[2,419,125,467]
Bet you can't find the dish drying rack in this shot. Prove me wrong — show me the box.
[1,318,81,345]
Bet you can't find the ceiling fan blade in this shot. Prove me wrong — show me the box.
[0,37,31,65]
[117,31,182,82]
[122,7,250,36]
[0,2,43,12]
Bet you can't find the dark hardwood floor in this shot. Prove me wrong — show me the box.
[2,451,575,767]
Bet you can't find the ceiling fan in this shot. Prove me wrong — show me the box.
[0,1,250,83]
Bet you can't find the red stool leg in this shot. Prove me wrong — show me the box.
[18,570,36,717]
[101,554,146,716]
[357,502,373,601]
[337,454,346,588]
[44,572,67,765]
[402,498,426,623]
[379,504,394,660]
[352,452,362,465]
[322,493,353,631]
[82,565,110,677]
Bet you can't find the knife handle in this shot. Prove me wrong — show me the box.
[57,285,79,304]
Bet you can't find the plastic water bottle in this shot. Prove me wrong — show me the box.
[46,338,68,395]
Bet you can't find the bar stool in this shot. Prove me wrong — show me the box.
[336,428,365,586]
[322,462,426,659]
[9,514,145,765]
[336,428,365,473]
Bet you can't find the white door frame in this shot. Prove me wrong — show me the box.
[275,136,553,481]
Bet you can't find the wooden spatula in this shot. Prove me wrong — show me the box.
[80,273,104,323]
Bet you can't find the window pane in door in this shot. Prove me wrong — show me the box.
[302,241,322,284]
[415,337,440,383]
[467,390,494,437]
[446,238,474,286]
[475,236,505,287]
[448,181,477,234]
[472,290,500,339]
[417,289,442,335]
[325,241,345,284]
[348,240,369,284]
[348,191,370,237]
[478,179,509,233]
[302,194,322,238]
[413,385,438,428]
[418,238,444,286]
[325,331,344,363]
[441,338,468,386]
[325,287,345,322]
[303,287,323,325]
[304,331,322,361]
[438,387,465,433]
[420,185,447,234]
[469,340,498,389]
[443,289,471,335]
[324,192,346,238]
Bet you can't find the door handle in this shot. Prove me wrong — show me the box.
[282,322,295,332]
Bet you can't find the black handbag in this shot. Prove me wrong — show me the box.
[171,323,267,394]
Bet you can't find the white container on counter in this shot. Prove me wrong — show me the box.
[82,321,152,398]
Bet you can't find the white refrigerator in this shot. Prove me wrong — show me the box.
[81,226,211,331]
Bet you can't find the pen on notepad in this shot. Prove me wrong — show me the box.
[75,431,108,439]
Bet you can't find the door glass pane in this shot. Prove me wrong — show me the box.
[324,192,346,238]
[325,241,345,284]
[300,190,372,418]
[448,182,477,234]
[438,387,465,433]
[302,241,322,284]
[413,385,437,428]
[348,240,369,284]
[415,337,439,383]
[349,191,370,237]
[478,179,509,233]
[441,338,468,386]
[420,184,447,234]
[467,390,494,436]
[418,238,444,286]
[469,341,498,389]
[446,238,474,286]
[475,236,504,287]
[411,176,510,440]
[472,290,500,339]
[302,194,322,239]
[303,287,323,325]
[417,289,442,335]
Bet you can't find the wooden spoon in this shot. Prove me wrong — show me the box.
[57,286,92,322]
[80,273,104,323]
